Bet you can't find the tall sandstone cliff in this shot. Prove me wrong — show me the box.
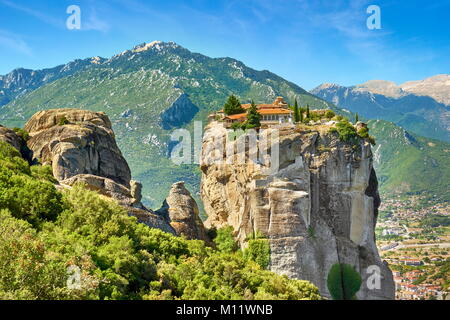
[200,121,395,300]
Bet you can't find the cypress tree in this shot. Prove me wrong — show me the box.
[246,100,261,128]
[306,105,310,119]
[293,99,300,123]
[355,113,359,123]
[223,95,245,115]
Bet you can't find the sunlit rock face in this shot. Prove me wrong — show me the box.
[23,108,175,234]
[200,121,395,300]
[156,181,211,242]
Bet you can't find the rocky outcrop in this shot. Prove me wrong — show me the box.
[25,109,131,187]
[23,109,175,233]
[157,182,210,242]
[200,121,395,300]
[0,125,22,151]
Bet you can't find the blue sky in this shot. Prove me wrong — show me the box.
[0,0,449,90]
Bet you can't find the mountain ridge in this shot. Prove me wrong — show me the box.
[0,41,448,207]
[311,78,450,142]
[0,41,339,209]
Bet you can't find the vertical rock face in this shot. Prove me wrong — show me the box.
[200,121,395,300]
[157,182,210,242]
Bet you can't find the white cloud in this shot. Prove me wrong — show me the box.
[82,8,111,32]
[0,0,63,28]
[0,30,32,56]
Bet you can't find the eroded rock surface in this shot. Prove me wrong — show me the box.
[200,121,395,300]
[25,109,131,187]
[23,109,174,233]
[157,182,210,242]
[0,125,23,152]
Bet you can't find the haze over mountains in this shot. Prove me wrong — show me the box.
[0,41,448,207]
[311,76,450,142]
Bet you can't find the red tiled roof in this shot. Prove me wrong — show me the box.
[224,114,246,120]
[224,108,291,120]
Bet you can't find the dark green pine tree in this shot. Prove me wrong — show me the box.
[246,100,261,128]
[355,113,359,123]
[306,105,310,119]
[223,95,245,115]
[293,99,300,123]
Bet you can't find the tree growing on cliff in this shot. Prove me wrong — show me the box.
[245,100,261,129]
[327,263,362,300]
[223,95,245,115]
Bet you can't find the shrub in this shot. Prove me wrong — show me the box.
[58,116,69,126]
[244,238,270,269]
[0,142,64,227]
[325,110,336,119]
[13,128,29,141]
[214,226,239,253]
[331,119,357,143]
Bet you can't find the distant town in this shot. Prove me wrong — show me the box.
[376,195,449,300]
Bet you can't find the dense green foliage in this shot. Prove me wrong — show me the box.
[326,263,362,300]
[244,238,271,269]
[0,141,321,300]
[419,214,450,228]
[293,99,300,123]
[245,100,261,128]
[0,142,64,227]
[329,119,358,142]
[223,95,245,115]
[213,226,239,253]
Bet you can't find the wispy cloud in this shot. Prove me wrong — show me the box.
[0,29,32,56]
[82,7,111,32]
[0,0,111,32]
[0,0,63,28]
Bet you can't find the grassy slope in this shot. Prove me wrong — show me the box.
[369,120,450,203]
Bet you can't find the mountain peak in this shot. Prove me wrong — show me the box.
[311,83,344,93]
[132,41,181,53]
[355,80,404,98]
[400,74,450,106]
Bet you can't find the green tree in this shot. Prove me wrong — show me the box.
[306,105,310,119]
[245,100,261,128]
[214,226,238,253]
[293,99,300,123]
[355,113,359,123]
[327,263,362,300]
[223,95,245,115]
[244,238,270,269]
